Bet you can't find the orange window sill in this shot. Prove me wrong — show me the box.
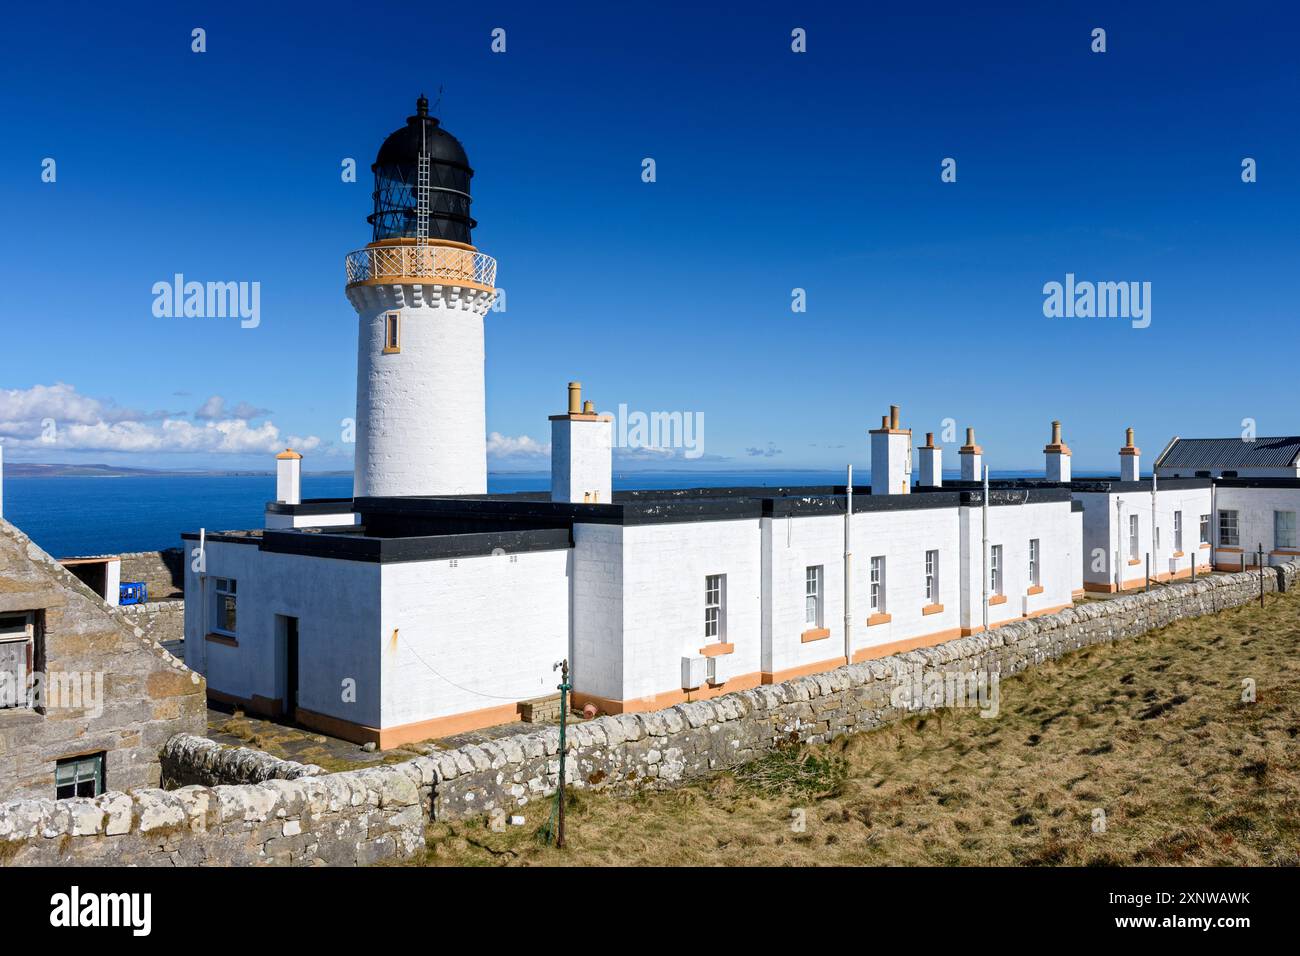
[1026,585,1044,596]
[1171,551,1184,558]
[382,346,401,355]
[1198,543,1211,549]
[866,613,892,627]
[921,603,944,616]
[1218,546,1243,553]
[205,632,238,647]
[800,627,830,643]
[699,642,734,657]
[1271,550,1300,557]
[1127,559,1142,566]
[988,594,1007,606]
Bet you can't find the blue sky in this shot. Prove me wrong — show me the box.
[1,0,1296,473]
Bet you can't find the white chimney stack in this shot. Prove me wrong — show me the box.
[1119,427,1140,481]
[917,431,942,487]
[959,427,983,482]
[869,404,911,495]
[1044,420,1072,482]
[551,382,612,503]
[276,448,303,505]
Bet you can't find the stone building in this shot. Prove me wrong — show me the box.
[0,517,206,802]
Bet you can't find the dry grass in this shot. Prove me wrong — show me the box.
[410,588,1300,867]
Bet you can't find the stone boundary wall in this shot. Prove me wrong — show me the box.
[160,734,323,788]
[119,598,185,644]
[2,564,1294,866]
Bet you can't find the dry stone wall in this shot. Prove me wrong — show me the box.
[2,563,1294,866]
[119,599,185,645]
[117,550,184,600]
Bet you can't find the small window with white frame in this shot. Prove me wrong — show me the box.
[1174,511,1183,552]
[1129,515,1140,561]
[869,556,886,612]
[0,613,35,711]
[1028,538,1040,587]
[924,550,938,604]
[213,577,237,635]
[704,574,726,641]
[1275,511,1297,550]
[1199,513,1211,545]
[1219,510,1240,548]
[55,753,104,800]
[382,311,401,354]
[989,545,1003,595]
[805,565,823,627]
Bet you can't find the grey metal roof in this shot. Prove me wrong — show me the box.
[1155,436,1300,470]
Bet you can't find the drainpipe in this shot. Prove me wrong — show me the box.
[981,466,989,633]
[844,464,853,665]
[1115,498,1123,592]
[1151,471,1158,581]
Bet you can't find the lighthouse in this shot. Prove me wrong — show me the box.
[345,96,498,497]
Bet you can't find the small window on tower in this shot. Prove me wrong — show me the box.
[383,312,401,354]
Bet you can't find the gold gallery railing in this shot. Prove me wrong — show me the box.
[345,245,497,289]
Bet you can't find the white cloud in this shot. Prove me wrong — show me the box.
[194,395,272,421]
[487,432,550,459]
[0,383,320,456]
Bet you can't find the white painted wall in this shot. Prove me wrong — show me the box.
[1076,486,1213,589]
[1215,486,1300,564]
[618,519,762,702]
[379,548,570,727]
[959,499,1075,629]
[183,541,383,725]
[350,286,488,497]
[570,523,625,703]
[551,418,612,503]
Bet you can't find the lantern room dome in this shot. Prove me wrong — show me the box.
[368,94,477,245]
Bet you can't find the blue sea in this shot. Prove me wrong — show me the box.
[3,470,855,557]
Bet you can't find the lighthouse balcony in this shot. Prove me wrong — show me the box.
[345,242,496,292]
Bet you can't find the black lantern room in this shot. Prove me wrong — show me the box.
[368,95,476,245]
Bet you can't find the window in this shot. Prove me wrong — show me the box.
[989,545,1003,595]
[704,574,726,641]
[214,578,237,635]
[1129,515,1140,561]
[1174,511,1183,552]
[1219,510,1240,548]
[805,566,823,627]
[382,311,401,353]
[55,753,104,800]
[1199,514,1211,545]
[870,556,886,612]
[1276,511,1297,550]
[924,550,938,603]
[0,613,34,710]
[1028,539,1040,586]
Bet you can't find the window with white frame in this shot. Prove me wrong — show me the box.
[1219,510,1240,548]
[1129,515,1140,561]
[869,556,886,612]
[1174,511,1183,552]
[989,545,1003,595]
[1199,513,1211,545]
[924,550,938,604]
[55,753,104,800]
[1275,511,1297,550]
[1028,539,1040,587]
[805,566,823,627]
[213,577,238,635]
[0,613,35,711]
[704,574,726,641]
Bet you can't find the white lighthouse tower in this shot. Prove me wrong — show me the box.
[345,95,497,497]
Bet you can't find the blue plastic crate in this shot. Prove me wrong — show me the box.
[119,582,148,606]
